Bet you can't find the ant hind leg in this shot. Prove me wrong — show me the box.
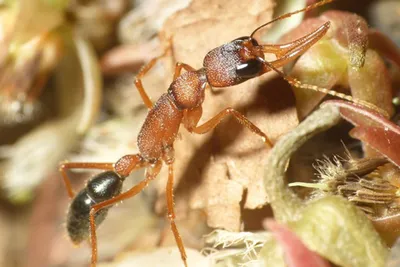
[88,160,161,267]
[185,107,272,147]
[59,154,148,199]
[59,162,114,199]
[166,162,188,267]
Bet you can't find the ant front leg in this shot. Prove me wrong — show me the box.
[184,106,272,147]
[135,48,171,109]
[260,57,389,117]
[166,162,187,267]
[88,160,161,267]
[173,62,196,80]
[59,162,114,199]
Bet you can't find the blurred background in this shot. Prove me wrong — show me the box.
[0,0,399,266]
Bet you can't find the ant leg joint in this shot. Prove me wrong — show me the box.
[58,160,69,170]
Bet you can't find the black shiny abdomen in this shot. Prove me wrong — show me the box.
[66,171,123,244]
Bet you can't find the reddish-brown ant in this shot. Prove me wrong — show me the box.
[59,0,374,266]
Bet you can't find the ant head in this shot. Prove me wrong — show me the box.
[203,36,266,87]
[203,0,333,88]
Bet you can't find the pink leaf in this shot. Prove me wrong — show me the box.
[265,220,331,267]
[350,127,400,167]
[325,100,400,167]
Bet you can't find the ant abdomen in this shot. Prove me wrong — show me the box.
[67,171,123,244]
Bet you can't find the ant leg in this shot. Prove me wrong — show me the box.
[59,162,114,199]
[135,49,170,109]
[173,62,196,80]
[166,162,187,267]
[186,107,272,147]
[261,58,389,117]
[59,154,146,199]
[88,160,161,267]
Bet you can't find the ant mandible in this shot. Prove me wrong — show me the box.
[59,0,357,266]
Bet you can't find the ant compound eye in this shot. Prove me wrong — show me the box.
[236,59,262,78]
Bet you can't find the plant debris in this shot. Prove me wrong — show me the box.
[280,10,400,119]
[261,105,388,267]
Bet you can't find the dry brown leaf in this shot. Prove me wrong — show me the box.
[152,0,300,231]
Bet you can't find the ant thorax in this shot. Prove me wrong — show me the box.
[168,69,207,110]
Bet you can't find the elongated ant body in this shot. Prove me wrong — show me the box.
[59,0,372,266]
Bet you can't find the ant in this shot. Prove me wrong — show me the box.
[59,0,376,266]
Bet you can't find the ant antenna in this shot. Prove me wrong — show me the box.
[256,57,390,118]
[250,0,334,38]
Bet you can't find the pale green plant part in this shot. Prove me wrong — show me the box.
[281,11,397,119]
[260,105,388,267]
